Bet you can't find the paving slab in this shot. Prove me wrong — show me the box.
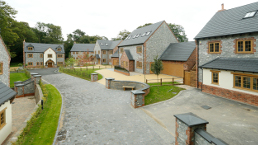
[43,73,175,144]
[142,88,258,145]
[95,69,183,85]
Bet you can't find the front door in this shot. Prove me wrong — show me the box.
[48,62,53,67]
[98,59,100,64]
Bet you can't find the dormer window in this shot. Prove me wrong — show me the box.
[57,48,61,51]
[244,11,257,18]
[28,47,33,50]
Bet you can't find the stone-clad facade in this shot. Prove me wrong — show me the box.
[25,53,44,67]
[145,22,178,73]
[0,36,10,86]
[198,33,258,83]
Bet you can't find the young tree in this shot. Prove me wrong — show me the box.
[65,54,76,68]
[151,56,163,80]
[77,51,91,66]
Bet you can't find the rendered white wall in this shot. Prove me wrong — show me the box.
[44,48,56,64]
[0,101,12,144]
[203,69,258,95]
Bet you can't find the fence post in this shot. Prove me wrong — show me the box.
[99,66,100,69]
[146,79,148,84]
[160,78,162,86]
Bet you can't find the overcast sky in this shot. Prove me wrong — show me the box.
[6,0,258,41]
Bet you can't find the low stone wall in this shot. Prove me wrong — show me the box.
[34,84,43,104]
[114,69,130,76]
[110,80,150,96]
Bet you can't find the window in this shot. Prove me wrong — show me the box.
[146,31,151,36]
[236,40,253,53]
[57,48,61,51]
[135,34,140,38]
[37,62,40,66]
[137,61,142,69]
[109,50,113,54]
[40,54,43,58]
[76,52,78,54]
[137,46,142,53]
[209,42,221,53]
[120,48,124,53]
[28,54,33,58]
[28,47,33,50]
[233,73,258,92]
[211,70,220,85]
[98,51,100,54]
[40,62,43,65]
[57,54,63,58]
[132,35,136,39]
[28,62,33,66]
[141,33,146,37]
[127,36,131,39]
[103,59,106,63]
[57,62,63,66]
[73,52,75,54]
[0,62,3,75]
[48,54,52,58]
[95,51,96,54]
[244,11,256,18]
[0,108,6,130]
[103,50,106,54]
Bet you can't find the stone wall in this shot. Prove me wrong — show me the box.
[198,33,258,82]
[110,80,150,96]
[194,132,212,145]
[145,22,178,74]
[114,69,130,76]
[0,36,10,87]
[25,53,44,66]
[57,55,65,65]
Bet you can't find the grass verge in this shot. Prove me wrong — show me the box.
[10,73,30,88]
[15,83,62,145]
[59,67,102,81]
[145,83,185,105]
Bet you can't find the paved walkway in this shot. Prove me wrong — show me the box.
[142,88,258,145]
[43,73,174,144]
[95,69,183,85]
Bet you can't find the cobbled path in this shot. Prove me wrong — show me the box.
[43,73,174,145]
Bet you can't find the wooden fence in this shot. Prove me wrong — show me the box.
[145,78,183,86]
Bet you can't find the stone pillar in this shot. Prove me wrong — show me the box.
[105,78,114,89]
[15,84,25,98]
[131,90,145,108]
[91,73,98,82]
[33,75,42,84]
[30,73,38,79]
[174,112,209,145]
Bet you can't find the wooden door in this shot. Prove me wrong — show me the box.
[48,62,53,68]
[113,59,119,66]
[98,59,100,64]
[162,62,184,77]
[149,62,154,74]
[184,71,191,86]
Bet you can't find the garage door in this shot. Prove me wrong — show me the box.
[162,62,184,77]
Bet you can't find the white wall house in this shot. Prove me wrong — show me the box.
[44,48,57,65]
[0,101,12,144]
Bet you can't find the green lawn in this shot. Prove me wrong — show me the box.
[10,73,30,88]
[16,84,62,145]
[145,84,185,105]
[60,67,102,81]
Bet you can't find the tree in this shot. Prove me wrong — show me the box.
[77,51,91,66]
[151,55,163,80]
[65,54,76,68]
[168,23,188,42]
[112,29,131,40]
[137,23,152,29]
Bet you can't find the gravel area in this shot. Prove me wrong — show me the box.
[43,73,174,145]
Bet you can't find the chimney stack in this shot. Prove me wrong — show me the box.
[221,3,224,10]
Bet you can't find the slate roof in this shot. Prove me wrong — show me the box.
[111,50,119,58]
[0,81,16,106]
[174,112,209,127]
[70,44,95,52]
[125,50,134,60]
[199,57,258,73]
[119,21,164,47]
[195,2,258,39]
[24,42,65,53]
[159,41,196,61]
[97,40,122,50]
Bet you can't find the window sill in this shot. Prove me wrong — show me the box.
[208,52,221,54]
[233,86,258,93]
[235,52,254,54]
[211,82,219,85]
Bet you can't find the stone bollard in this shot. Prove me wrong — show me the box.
[105,78,114,89]
[174,112,208,145]
[15,84,25,98]
[33,75,42,84]
[91,73,98,82]
[30,73,38,79]
[131,90,145,108]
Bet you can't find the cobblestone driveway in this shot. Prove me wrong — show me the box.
[43,73,174,145]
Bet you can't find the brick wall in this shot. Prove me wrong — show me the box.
[120,51,129,71]
[184,48,196,71]
[202,83,258,106]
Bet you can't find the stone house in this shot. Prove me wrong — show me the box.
[159,41,196,77]
[195,3,258,106]
[0,35,16,144]
[117,20,178,74]
[70,43,95,61]
[93,40,122,65]
[23,41,65,68]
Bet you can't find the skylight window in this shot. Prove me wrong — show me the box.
[101,43,103,45]
[132,35,136,39]
[127,36,131,39]
[146,31,152,36]
[135,34,140,38]
[244,11,256,18]
[141,33,146,37]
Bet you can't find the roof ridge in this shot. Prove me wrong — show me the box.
[219,2,258,12]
